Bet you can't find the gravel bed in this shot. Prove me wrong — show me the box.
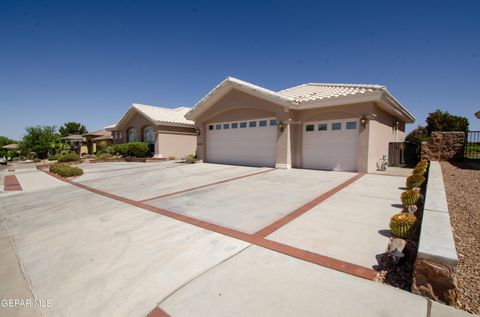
[441,162,480,314]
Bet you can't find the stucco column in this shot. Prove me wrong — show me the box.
[275,122,292,169]
[196,124,205,162]
[154,132,162,158]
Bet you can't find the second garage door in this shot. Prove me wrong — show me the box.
[206,118,277,167]
[302,119,359,171]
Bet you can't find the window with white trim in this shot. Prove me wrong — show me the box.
[318,124,327,131]
[240,122,247,128]
[128,128,137,142]
[331,122,341,130]
[305,124,314,132]
[346,122,357,130]
[259,120,267,127]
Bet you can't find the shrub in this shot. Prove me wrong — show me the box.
[113,142,149,157]
[185,154,196,164]
[106,146,115,155]
[48,154,59,161]
[406,174,425,189]
[57,152,80,162]
[96,153,112,159]
[49,163,83,177]
[168,156,177,160]
[401,189,421,207]
[390,213,417,239]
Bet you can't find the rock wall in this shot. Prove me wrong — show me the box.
[412,258,457,304]
[421,132,465,161]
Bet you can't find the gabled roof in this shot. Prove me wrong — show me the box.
[186,77,415,123]
[115,103,195,129]
[83,129,111,137]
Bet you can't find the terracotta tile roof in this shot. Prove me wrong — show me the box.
[132,103,194,127]
[278,83,385,103]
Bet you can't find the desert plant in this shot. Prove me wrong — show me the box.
[57,152,80,162]
[412,166,427,176]
[406,174,425,189]
[401,189,421,206]
[96,153,112,159]
[49,163,83,177]
[390,213,417,239]
[185,154,196,164]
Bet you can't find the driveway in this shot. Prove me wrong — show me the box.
[0,162,469,317]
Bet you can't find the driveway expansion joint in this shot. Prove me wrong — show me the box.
[38,167,378,281]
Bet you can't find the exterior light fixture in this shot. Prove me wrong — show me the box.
[278,122,284,132]
[360,116,368,128]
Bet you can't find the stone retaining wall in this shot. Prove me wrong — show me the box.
[421,132,465,161]
[412,161,458,304]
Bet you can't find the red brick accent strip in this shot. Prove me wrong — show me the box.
[147,307,171,317]
[4,175,22,191]
[139,168,275,202]
[254,173,365,237]
[38,167,378,281]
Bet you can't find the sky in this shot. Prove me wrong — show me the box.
[1,0,479,140]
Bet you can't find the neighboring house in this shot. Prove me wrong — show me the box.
[108,103,197,158]
[62,135,87,155]
[186,77,415,173]
[475,111,480,119]
[83,129,113,154]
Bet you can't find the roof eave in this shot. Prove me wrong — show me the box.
[154,121,196,128]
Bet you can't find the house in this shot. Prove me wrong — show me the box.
[62,135,88,155]
[83,129,113,154]
[185,77,415,173]
[107,103,197,159]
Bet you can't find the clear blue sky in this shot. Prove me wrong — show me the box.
[1,0,479,139]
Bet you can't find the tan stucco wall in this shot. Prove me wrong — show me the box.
[155,131,197,159]
[367,104,406,172]
[193,89,409,173]
[117,112,157,142]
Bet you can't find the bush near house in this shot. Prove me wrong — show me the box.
[113,142,149,157]
[57,152,80,162]
[49,163,83,177]
[185,154,197,164]
[96,153,113,159]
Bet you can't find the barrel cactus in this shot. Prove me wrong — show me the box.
[416,160,429,169]
[412,166,427,176]
[390,213,417,239]
[401,189,421,207]
[406,174,425,189]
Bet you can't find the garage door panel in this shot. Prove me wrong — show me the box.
[206,118,277,167]
[302,119,358,172]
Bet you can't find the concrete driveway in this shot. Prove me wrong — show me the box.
[0,162,469,317]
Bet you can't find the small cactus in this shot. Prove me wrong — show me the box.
[416,160,429,168]
[406,174,425,189]
[401,189,421,206]
[412,166,427,176]
[390,213,417,239]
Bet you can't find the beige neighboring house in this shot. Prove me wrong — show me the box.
[108,103,197,158]
[186,77,415,173]
[83,129,113,154]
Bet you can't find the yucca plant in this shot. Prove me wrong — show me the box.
[401,189,421,207]
[390,213,417,239]
[406,174,425,189]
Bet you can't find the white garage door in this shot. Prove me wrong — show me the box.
[302,119,359,171]
[206,118,277,167]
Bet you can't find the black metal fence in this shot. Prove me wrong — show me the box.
[388,142,421,167]
[465,131,480,159]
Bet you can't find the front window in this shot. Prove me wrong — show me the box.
[331,123,342,130]
[249,121,257,128]
[128,128,137,142]
[143,127,155,144]
[305,124,314,132]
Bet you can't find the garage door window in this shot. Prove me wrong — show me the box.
[223,123,229,129]
[232,123,238,129]
[259,120,267,127]
[209,125,214,130]
[270,120,277,126]
[240,122,247,128]
[305,124,314,132]
[215,124,222,130]
[346,122,357,129]
[249,121,257,128]
[332,122,342,130]
[318,123,327,131]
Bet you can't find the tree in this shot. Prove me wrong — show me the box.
[59,122,88,137]
[20,126,61,159]
[405,110,470,143]
[425,110,469,134]
[0,136,17,157]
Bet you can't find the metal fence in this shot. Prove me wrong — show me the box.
[465,131,480,159]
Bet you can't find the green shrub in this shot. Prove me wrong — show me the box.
[57,152,80,162]
[390,213,417,239]
[185,154,197,164]
[96,153,112,159]
[49,163,83,177]
[48,154,59,161]
[113,142,149,157]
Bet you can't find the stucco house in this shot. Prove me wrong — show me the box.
[186,77,415,173]
[83,129,113,154]
[108,103,197,159]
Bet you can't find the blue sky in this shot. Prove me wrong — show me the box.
[1,0,479,139]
